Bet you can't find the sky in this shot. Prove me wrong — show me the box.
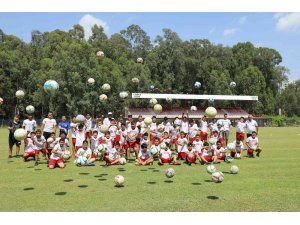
[0,12,299,81]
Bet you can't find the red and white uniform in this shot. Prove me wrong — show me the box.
[213,146,226,160]
[181,121,189,134]
[109,125,118,139]
[188,123,198,142]
[160,149,172,163]
[46,139,55,155]
[139,150,151,161]
[77,147,92,158]
[54,137,69,149]
[42,118,57,133]
[199,120,208,141]
[102,136,113,150]
[107,147,119,160]
[25,138,36,156]
[34,136,46,153]
[236,121,246,140]
[209,122,219,133]
[170,127,180,144]
[161,137,171,146]
[70,122,77,144]
[186,149,197,163]
[119,129,127,145]
[75,130,86,148]
[49,143,65,166]
[90,136,101,152]
[139,138,149,151]
[177,137,188,160]
[85,118,93,137]
[162,122,172,133]
[233,141,244,153]
[136,120,146,134]
[246,136,259,149]
[192,139,203,155]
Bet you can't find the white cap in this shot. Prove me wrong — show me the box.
[108,112,112,115]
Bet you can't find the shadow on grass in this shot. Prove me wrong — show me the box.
[207,195,219,200]
[98,178,107,181]
[94,175,102,178]
[100,173,108,176]
[204,180,212,183]
[148,167,155,170]
[23,187,34,191]
[164,180,173,183]
[191,182,201,185]
[55,192,67,196]
[79,172,90,175]
[34,168,42,171]
[140,169,147,172]
[7,161,14,163]
[78,185,88,188]
[153,170,160,172]
[115,185,124,188]
[147,181,156,185]
[64,179,73,182]
[27,166,34,168]
[222,171,231,174]
[117,168,126,172]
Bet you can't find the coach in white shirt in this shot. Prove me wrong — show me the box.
[245,114,258,138]
[41,111,57,140]
[103,112,113,127]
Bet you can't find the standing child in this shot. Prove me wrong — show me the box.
[70,117,77,153]
[192,134,203,156]
[74,124,86,155]
[199,115,208,141]
[8,115,22,158]
[45,132,56,165]
[177,131,188,160]
[236,117,246,142]
[188,119,198,143]
[90,130,101,158]
[85,113,93,140]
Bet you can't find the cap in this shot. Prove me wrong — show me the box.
[108,112,112,115]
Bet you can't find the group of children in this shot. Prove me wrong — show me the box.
[8,112,263,169]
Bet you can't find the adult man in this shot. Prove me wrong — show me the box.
[58,115,70,137]
[245,114,259,138]
[41,112,57,140]
[222,113,232,145]
[103,112,113,127]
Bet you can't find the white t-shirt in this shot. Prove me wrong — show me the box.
[181,121,189,133]
[90,136,100,151]
[199,120,208,133]
[245,120,258,134]
[162,122,172,133]
[103,118,111,127]
[210,122,219,132]
[139,150,151,160]
[70,122,77,138]
[42,118,57,133]
[107,148,119,160]
[188,124,198,138]
[246,136,259,149]
[192,140,203,152]
[236,121,246,133]
[34,136,46,150]
[213,146,226,156]
[75,130,86,147]
[77,147,92,158]
[119,129,127,144]
[85,118,92,132]
[127,127,139,142]
[25,138,35,153]
[233,141,244,152]
[171,127,179,139]
[103,136,113,150]
[160,149,172,159]
[109,125,118,138]
[50,143,65,160]
[22,119,37,133]
[177,137,188,152]
[201,147,212,156]
[222,119,231,131]
[54,137,69,149]
[136,121,146,134]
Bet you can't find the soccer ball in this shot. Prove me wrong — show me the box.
[230,165,239,174]
[13,128,27,141]
[190,106,197,112]
[119,91,129,99]
[205,107,217,118]
[227,143,235,151]
[47,137,54,143]
[97,144,107,153]
[87,78,95,85]
[96,51,104,58]
[194,81,201,88]
[62,150,71,160]
[144,117,152,126]
[100,125,109,133]
[208,98,214,104]
[174,118,182,126]
[157,124,165,132]
[153,104,163,113]
[119,157,127,165]
[206,165,217,174]
[160,142,167,149]
[16,90,25,99]
[0,97,3,105]
[137,57,143,63]
[225,156,234,163]
[76,156,88,166]
[235,153,241,159]
[26,105,35,114]
[99,94,108,102]
[76,114,86,124]
[43,80,59,94]
[131,77,140,84]
[166,97,173,103]
[208,137,217,145]
[114,175,125,187]
[165,168,175,178]
[150,146,159,156]
[211,171,224,183]
[230,81,236,88]
[101,83,111,92]
[149,98,158,106]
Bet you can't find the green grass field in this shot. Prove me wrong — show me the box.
[0,127,300,212]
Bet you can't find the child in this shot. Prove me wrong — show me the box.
[170,124,180,150]
[102,131,114,150]
[74,124,86,155]
[109,118,119,146]
[85,113,93,140]
[70,117,77,152]
[54,132,69,149]
[185,143,201,165]
[231,137,244,158]
[45,132,56,164]
[200,142,218,165]
[149,116,159,144]
[137,143,153,165]
[212,141,227,162]
[192,134,203,155]
[104,142,121,166]
[246,131,262,158]
[158,143,181,165]
[118,123,128,157]
[90,130,101,157]
[76,140,95,166]
[177,131,188,160]
[188,119,198,143]
[161,131,172,146]
[8,115,22,158]
[236,117,246,142]
[126,122,139,160]
[49,139,65,169]
[23,132,36,162]
[140,132,150,151]
[199,115,208,141]
[33,129,46,166]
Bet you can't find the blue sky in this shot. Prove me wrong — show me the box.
[0,12,299,81]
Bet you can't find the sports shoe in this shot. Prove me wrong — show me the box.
[8,155,12,158]
[35,161,39,166]
[256,152,260,157]
[87,163,95,166]
[16,155,19,158]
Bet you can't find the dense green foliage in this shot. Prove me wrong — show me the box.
[0,24,297,118]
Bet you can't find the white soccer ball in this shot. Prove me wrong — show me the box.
[119,91,129,99]
[211,171,224,183]
[160,142,167,149]
[157,124,165,132]
[99,94,108,102]
[149,98,158,106]
[119,157,127,165]
[47,137,54,143]
[96,51,105,58]
[165,168,175,178]
[208,98,214,104]
[208,137,217,145]
[131,77,140,84]
[16,90,25,99]
[62,150,71,160]
[26,105,35,114]
[88,78,95,85]
[235,153,241,159]
[75,114,86,124]
[166,97,173,103]
[43,80,59,94]
[230,81,236,88]
[114,175,125,186]
[190,106,197,111]
[153,104,163,113]
[174,118,182,126]
[144,117,152,126]
[150,146,159,156]
[137,57,143,64]
[101,83,111,92]
[194,81,201,88]
[206,165,217,174]
[0,97,3,105]
[97,144,107,153]
[13,128,27,141]
[76,156,88,166]
[205,107,217,118]
[100,125,109,133]
[230,165,239,174]
[227,143,235,151]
